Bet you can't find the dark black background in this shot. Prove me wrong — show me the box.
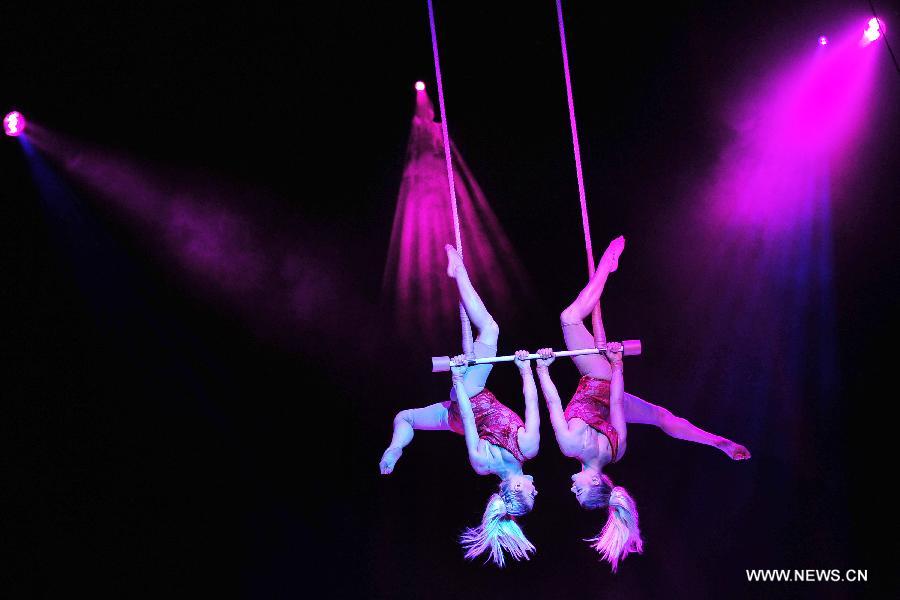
[3,2,897,598]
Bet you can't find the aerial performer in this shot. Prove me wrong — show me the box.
[535,235,751,571]
[379,244,541,567]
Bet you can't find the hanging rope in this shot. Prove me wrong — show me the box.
[556,0,604,346]
[428,0,474,356]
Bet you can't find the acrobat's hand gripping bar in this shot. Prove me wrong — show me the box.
[431,340,642,372]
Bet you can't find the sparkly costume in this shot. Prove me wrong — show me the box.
[448,388,527,463]
[564,375,620,462]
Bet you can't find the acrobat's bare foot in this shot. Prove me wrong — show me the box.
[380,447,403,474]
[445,244,464,278]
[598,235,626,273]
[716,439,751,461]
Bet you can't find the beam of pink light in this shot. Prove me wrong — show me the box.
[382,90,534,347]
[24,121,347,343]
[4,111,25,136]
[702,22,878,231]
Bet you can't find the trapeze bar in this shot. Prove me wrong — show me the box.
[431,340,641,372]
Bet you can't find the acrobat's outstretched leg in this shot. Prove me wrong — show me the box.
[622,392,751,460]
[445,245,499,397]
[560,236,625,380]
[380,402,452,474]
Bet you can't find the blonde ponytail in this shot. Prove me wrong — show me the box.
[460,483,535,567]
[587,484,643,572]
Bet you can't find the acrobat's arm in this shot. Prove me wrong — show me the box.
[606,343,628,459]
[450,356,490,474]
[513,350,540,460]
[534,349,581,456]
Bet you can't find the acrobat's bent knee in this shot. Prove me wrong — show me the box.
[483,319,500,339]
[475,319,500,347]
[560,307,580,327]
[394,409,414,427]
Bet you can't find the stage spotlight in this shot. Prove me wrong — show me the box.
[818,36,828,46]
[415,81,426,91]
[863,17,883,43]
[3,111,25,137]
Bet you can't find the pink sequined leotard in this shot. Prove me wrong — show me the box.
[564,375,620,462]
[448,388,527,463]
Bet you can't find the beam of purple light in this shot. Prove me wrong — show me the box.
[658,18,879,422]
[653,25,872,484]
[701,23,879,231]
[4,111,25,136]
[23,121,349,345]
[381,89,534,347]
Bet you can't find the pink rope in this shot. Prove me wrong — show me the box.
[428,0,474,355]
[556,0,603,345]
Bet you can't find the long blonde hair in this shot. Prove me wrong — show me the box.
[583,474,643,571]
[460,479,535,567]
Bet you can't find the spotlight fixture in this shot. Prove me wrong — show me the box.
[863,17,883,43]
[3,111,25,137]
[415,81,426,91]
